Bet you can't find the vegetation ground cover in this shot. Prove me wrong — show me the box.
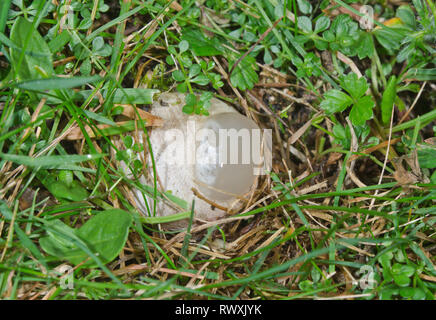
[0,0,435,300]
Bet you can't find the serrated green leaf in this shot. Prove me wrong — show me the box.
[230,54,258,90]
[340,73,368,100]
[320,90,353,114]
[412,0,427,20]
[373,26,407,54]
[349,95,374,126]
[356,32,374,59]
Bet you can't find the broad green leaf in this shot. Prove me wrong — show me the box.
[396,5,416,29]
[181,28,224,56]
[92,36,105,51]
[182,104,194,114]
[179,40,189,53]
[48,30,71,53]
[10,17,53,80]
[373,26,407,54]
[172,70,185,82]
[393,274,410,287]
[188,64,201,78]
[320,90,353,114]
[392,263,415,277]
[230,55,258,90]
[185,93,197,106]
[39,237,85,264]
[39,221,84,263]
[297,16,312,33]
[380,288,399,300]
[15,75,102,91]
[349,96,374,126]
[42,220,77,250]
[75,209,132,266]
[43,177,89,202]
[191,74,209,85]
[400,287,426,300]
[40,210,132,267]
[315,16,330,33]
[58,170,73,187]
[417,145,436,169]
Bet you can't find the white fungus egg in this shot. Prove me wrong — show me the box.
[126,92,271,229]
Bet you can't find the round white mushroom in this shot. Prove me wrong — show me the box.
[123,92,270,229]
